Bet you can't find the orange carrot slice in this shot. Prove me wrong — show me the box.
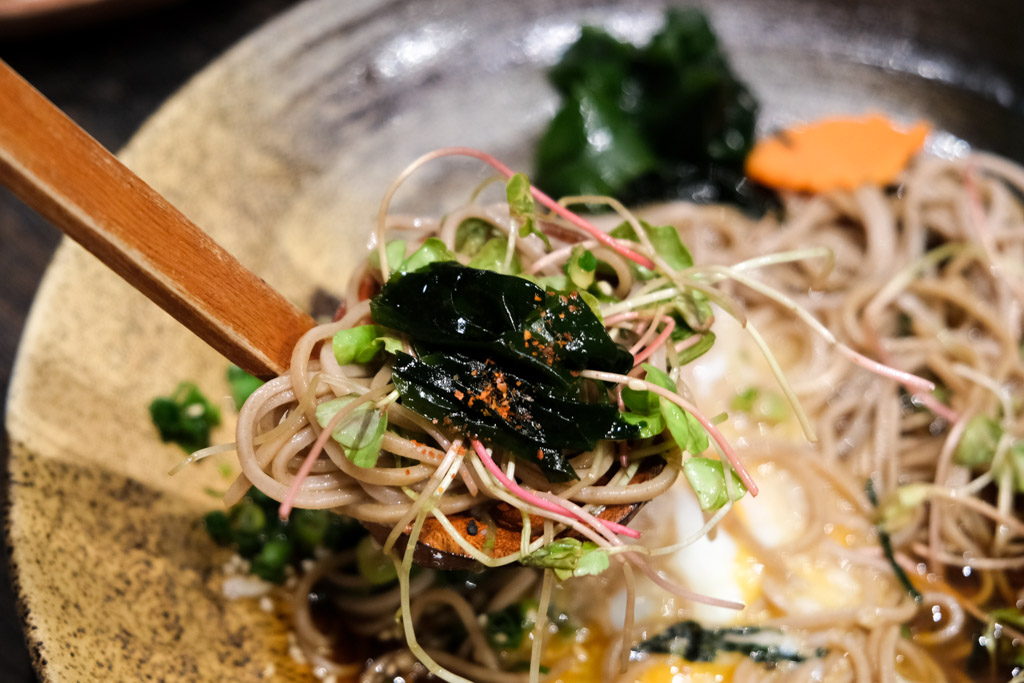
[745,114,930,193]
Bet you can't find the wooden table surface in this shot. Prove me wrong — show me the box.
[0,1,298,678]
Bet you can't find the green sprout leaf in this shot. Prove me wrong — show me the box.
[315,397,387,468]
[676,331,716,366]
[683,457,747,510]
[641,363,709,455]
[507,173,551,249]
[398,237,457,274]
[521,538,610,580]
[610,220,694,275]
[370,239,408,274]
[455,218,501,258]
[333,325,385,365]
[468,237,522,274]
[565,246,598,290]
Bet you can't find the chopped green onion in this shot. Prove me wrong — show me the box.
[454,218,499,257]
[485,599,537,651]
[290,509,330,551]
[356,536,398,585]
[333,325,385,365]
[149,382,221,453]
[250,536,292,583]
[203,510,232,546]
[227,365,263,409]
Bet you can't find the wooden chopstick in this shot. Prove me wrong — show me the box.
[0,60,314,379]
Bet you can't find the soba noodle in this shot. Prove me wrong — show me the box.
[222,148,1024,683]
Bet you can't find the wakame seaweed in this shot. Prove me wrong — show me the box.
[534,8,776,215]
[634,619,825,666]
[371,262,640,481]
[370,261,632,387]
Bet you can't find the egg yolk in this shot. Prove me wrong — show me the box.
[633,654,740,683]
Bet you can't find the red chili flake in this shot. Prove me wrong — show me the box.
[534,294,542,302]
[536,449,544,460]
[405,468,411,475]
[523,330,533,340]
[454,390,465,401]
[558,312,565,319]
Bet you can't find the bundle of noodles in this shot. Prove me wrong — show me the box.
[625,151,1024,682]
[213,146,1024,683]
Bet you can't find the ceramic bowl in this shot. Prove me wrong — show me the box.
[6,0,1023,679]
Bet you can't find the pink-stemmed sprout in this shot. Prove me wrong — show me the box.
[471,439,642,539]
[580,369,759,496]
[397,147,656,271]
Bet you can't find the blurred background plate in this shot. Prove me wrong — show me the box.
[4,0,1023,680]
